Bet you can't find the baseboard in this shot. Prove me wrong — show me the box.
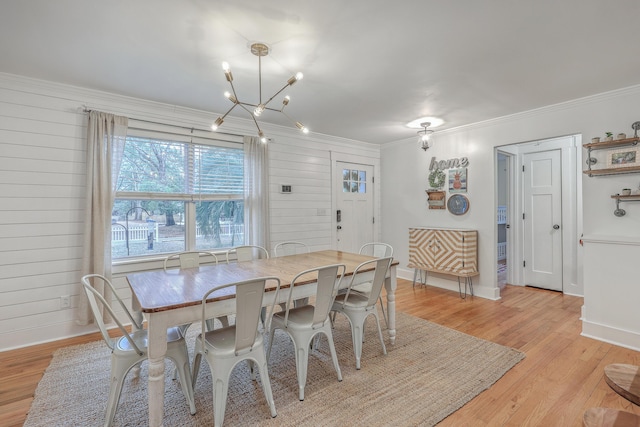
[397,267,500,300]
[581,319,640,352]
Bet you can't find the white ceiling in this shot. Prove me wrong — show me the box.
[2,0,640,144]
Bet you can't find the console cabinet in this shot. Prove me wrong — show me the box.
[408,227,478,297]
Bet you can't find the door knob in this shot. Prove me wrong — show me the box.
[553,224,560,230]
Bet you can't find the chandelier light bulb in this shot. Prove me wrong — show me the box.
[282,95,290,106]
[258,130,267,143]
[211,117,224,131]
[296,122,309,134]
[222,62,233,82]
[254,104,265,117]
[224,91,237,103]
[287,72,303,86]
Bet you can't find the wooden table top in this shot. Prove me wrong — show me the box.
[127,250,397,313]
[604,363,640,406]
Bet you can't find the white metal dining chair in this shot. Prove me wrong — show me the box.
[163,250,219,271]
[191,276,280,427]
[330,257,393,369]
[267,264,345,401]
[274,241,310,307]
[225,245,269,263]
[226,245,270,323]
[273,241,309,257]
[351,242,394,326]
[163,251,227,379]
[81,274,196,427]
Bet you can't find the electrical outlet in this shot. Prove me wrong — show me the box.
[61,295,71,309]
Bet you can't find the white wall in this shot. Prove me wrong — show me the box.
[0,73,380,351]
[380,84,640,348]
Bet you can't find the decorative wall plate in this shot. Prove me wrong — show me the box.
[447,194,469,215]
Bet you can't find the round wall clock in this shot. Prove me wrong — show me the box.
[447,194,470,215]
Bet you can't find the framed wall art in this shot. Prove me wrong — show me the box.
[607,147,639,168]
[448,168,467,193]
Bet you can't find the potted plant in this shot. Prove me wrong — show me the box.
[605,132,614,141]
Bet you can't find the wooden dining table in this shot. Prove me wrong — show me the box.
[126,249,399,427]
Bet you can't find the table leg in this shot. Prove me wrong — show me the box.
[147,315,168,427]
[129,287,144,378]
[385,265,397,345]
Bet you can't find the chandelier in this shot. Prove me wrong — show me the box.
[211,42,309,142]
[418,122,434,151]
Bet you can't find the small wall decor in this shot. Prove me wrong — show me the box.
[426,190,446,209]
[428,169,446,189]
[447,194,470,215]
[607,147,640,168]
[448,168,467,193]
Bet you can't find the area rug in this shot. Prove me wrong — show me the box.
[24,312,524,427]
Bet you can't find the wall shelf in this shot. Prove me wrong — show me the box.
[610,194,640,200]
[609,194,640,217]
[583,135,640,177]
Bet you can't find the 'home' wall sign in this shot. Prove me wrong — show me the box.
[429,156,469,171]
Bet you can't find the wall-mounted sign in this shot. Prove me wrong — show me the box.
[429,156,469,171]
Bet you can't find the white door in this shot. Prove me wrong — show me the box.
[523,150,563,291]
[335,162,374,253]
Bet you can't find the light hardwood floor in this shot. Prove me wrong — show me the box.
[1,280,639,426]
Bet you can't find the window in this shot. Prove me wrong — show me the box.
[342,168,366,193]
[112,132,244,260]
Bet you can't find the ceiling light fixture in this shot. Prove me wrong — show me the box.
[418,122,434,151]
[211,42,308,143]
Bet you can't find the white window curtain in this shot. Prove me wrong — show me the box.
[243,136,270,250]
[78,111,128,325]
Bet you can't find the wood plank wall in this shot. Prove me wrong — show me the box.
[0,73,380,352]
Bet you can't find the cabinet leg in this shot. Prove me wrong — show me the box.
[457,276,474,299]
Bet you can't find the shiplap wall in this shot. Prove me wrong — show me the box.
[0,73,380,351]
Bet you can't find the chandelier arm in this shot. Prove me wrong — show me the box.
[265,106,285,113]
[237,103,263,133]
[262,83,292,109]
[219,104,239,120]
[280,111,298,126]
[227,80,240,102]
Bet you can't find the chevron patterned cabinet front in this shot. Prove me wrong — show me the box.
[408,227,478,275]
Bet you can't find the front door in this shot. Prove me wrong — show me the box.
[335,162,374,253]
[523,150,563,291]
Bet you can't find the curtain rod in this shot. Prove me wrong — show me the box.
[82,108,244,139]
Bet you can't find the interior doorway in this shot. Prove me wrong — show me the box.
[495,135,579,294]
[496,152,511,288]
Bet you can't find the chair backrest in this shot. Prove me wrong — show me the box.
[163,251,219,271]
[359,242,393,258]
[201,276,280,356]
[273,241,310,257]
[226,245,269,263]
[341,257,393,308]
[282,264,346,328]
[81,274,144,355]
